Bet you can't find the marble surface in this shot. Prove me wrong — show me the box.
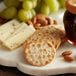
[0,1,76,76]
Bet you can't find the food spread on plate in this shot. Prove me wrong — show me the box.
[0,0,76,67]
[0,19,35,50]
[27,14,58,29]
[0,0,66,22]
[61,50,75,62]
[23,25,66,66]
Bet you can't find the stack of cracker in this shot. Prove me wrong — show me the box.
[23,25,66,66]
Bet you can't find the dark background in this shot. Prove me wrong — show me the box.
[0,65,76,76]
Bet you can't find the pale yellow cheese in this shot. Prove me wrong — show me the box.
[0,19,20,33]
[0,19,21,42]
[9,22,28,37]
[3,25,35,50]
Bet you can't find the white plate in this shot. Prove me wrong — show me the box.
[0,2,76,76]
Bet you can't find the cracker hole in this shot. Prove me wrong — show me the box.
[45,61,49,64]
[55,44,58,49]
[37,44,41,47]
[51,41,54,45]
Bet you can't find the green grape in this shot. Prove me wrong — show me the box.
[30,0,37,8]
[19,0,27,1]
[41,4,50,15]
[31,9,36,16]
[28,10,33,19]
[18,9,30,22]
[32,1,37,8]
[19,0,23,1]
[4,0,19,7]
[30,0,37,1]
[0,7,17,19]
[58,0,66,8]
[44,0,59,13]
[23,1,33,10]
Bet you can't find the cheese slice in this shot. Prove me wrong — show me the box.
[9,22,28,37]
[3,25,35,50]
[0,19,21,42]
[0,19,20,33]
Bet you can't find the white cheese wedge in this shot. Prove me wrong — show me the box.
[0,19,21,42]
[0,19,20,32]
[3,25,35,50]
[9,22,28,37]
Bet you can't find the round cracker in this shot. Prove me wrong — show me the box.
[24,38,56,66]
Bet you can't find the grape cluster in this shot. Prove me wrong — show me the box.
[0,0,65,22]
